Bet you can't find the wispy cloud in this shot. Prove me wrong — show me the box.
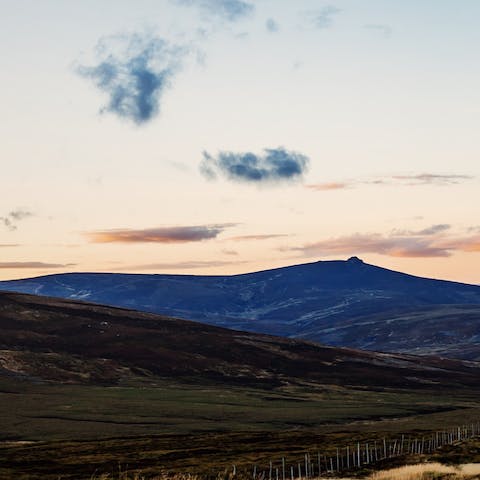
[289,226,480,259]
[126,259,247,270]
[412,224,451,236]
[307,173,475,192]
[391,174,474,185]
[0,244,20,248]
[86,224,236,243]
[0,262,75,269]
[228,234,290,241]
[0,209,34,231]
[308,6,342,29]
[292,233,451,258]
[172,0,254,22]
[266,18,280,33]
[306,182,350,191]
[200,147,309,184]
[77,33,186,125]
[364,24,392,38]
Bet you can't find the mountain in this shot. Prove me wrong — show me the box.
[1,257,480,359]
[1,291,480,390]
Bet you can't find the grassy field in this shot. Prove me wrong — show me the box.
[0,377,477,441]
[2,376,480,479]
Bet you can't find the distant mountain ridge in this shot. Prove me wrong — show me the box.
[1,257,480,359]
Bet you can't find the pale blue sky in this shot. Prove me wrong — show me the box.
[1,0,479,282]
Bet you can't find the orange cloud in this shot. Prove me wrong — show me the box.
[292,233,451,258]
[0,262,75,269]
[437,235,480,253]
[289,227,480,259]
[86,224,236,244]
[306,182,350,191]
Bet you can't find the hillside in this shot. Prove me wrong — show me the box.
[1,257,480,359]
[1,291,480,389]
[2,291,480,479]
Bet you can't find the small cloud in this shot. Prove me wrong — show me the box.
[266,18,280,33]
[77,33,186,125]
[1,209,34,231]
[9,209,33,221]
[391,224,452,237]
[292,60,303,70]
[391,173,474,186]
[222,249,239,255]
[364,24,392,38]
[415,224,451,236]
[306,182,350,191]
[0,244,20,248]
[228,234,290,241]
[172,0,254,22]
[308,6,342,29]
[0,262,76,269]
[85,224,236,243]
[200,147,309,185]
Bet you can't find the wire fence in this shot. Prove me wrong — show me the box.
[230,422,480,480]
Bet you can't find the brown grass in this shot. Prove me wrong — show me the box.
[368,463,480,480]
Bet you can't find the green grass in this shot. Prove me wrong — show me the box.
[0,377,476,441]
[2,377,480,479]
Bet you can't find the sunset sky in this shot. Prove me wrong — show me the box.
[1,0,479,283]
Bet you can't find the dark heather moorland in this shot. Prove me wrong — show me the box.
[1,290,480,478]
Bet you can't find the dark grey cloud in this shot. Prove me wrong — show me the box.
[266,18,280,33]
[1,209,34,231]
[364,24,392,38]
[310,6,342,29]
[77,34,185,125]
[200,147,309,184]
[86,224,236,243]
[173,0,254,21]
[0,262,76,269]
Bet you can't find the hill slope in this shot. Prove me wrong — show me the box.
[1,257,480,359]
[1,291,480,390]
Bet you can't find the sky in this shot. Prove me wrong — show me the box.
[0,0,479,283]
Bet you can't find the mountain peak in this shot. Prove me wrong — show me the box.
[347,256,364,264]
